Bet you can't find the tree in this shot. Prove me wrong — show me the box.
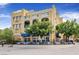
[0,29,4,40]
[25,20,53,38]
[74,23,79,39]
[56,20,77,40]
[3,28,13,44]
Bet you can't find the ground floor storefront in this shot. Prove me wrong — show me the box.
[22,36,50,45]
[14,32,76,45]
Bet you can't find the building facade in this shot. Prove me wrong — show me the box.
[11,5,63,43]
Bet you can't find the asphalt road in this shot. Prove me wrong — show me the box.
[0,44,79,55]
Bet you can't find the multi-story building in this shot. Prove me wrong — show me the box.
[11,5,63,43]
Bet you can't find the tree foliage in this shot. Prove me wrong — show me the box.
[25,20,53,37]
[0,29,4,40]
[0,28,13,44]
[56,20,77,39]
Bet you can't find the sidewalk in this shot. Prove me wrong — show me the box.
[0,45,79,55]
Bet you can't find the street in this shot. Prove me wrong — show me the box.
[0,44,79,55]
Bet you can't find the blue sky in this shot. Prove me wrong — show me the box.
[0,3,79,29]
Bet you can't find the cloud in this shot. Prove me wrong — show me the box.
[0,3,8,8]
[0,26,10,29]
[60,12,79,22]
[0,3,8,6]
[0,14,10,18]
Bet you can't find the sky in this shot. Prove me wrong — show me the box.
[0,3,79,29]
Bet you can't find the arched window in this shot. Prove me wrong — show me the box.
[24,21,30,28]
[41,18,49,21]
[33,19,38,24]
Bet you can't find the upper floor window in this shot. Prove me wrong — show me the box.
[25,16,30,20]
[24,21,30,28]
[16,16,18,19]
[37,14,39,17]
[19,16,22,19]
[15,24,18,30]
[13,16,22,23]
[41,18,49,21]
[15,16,19,22]
[24,16,27,19]
[33,19,38,24]
[46,12,49,15]
[12,17,15,22]
[19,24,21,28]
[13,25,14,29]
[13,17,15,20]
[13,24,21,30]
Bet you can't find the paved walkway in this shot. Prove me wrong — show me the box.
[0,45,79,55]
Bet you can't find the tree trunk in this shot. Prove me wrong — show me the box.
[38,35,41,40]
[66,36,69,42]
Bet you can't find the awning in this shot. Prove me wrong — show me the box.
[21,33,30,37]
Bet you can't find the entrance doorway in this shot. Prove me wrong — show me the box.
[24,37,31,42]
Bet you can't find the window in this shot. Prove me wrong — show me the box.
[24,16,30,20]
[24,16,27,19]
[16,24,18,29]
[16,16,18,19]
[15,24,19,30]
[46,12,49,15]
[24,21,30,28]
[14,24,22,30]
[13,17,15,20]
[19,16,22,19]
[15,16,17,22]
[13,17,15,22]
[33,19,37,24]
[32,15,37,19]
[19,24,21,28]
[41,18,49,21]
[13,25,14,29]
[37,14,39,17]
[24,38,30,42]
